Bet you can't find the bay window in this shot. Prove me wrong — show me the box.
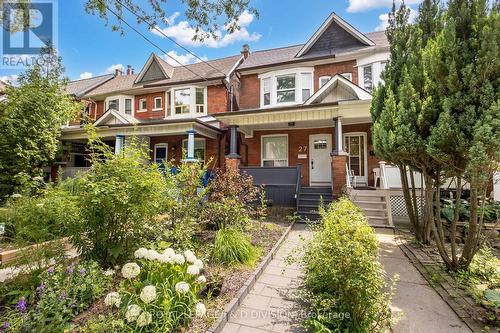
[259,68,314,108]
[261,135,288,167]
[363,65,373,91]
[276,74,296,103]
[262,78,271,106]
[107,99,119,111]
[167,87,206,118]
[104,95,134,115]
[301,73,312,101]
[125,99,132,115]
[195,88,205,113]
[174,88,190,114]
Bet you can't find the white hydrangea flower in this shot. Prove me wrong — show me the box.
[33,176,44,181]
[103,269,115,276]
[193,259,204,269]
[139,285,157,304]
[104,292,121,307]
[158,253,174,264]
[134,248,148,259]
[175,281,190,294]
[125,304,142,322]
[11,193,22,198]
[121,262,140,279]
[136,311,152,327]
[184,250,197,263]
[173,254,185,265]
[197,275,207,283]
[187,264,200,276]
[163,248,175,257]
[195,302,206,317]
[145,249,161,261]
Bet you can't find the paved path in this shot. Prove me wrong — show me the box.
[220,225,471,333]
[221,223,311,333]
[376,228,472,333]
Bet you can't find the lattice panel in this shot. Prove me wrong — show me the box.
[390,195,424,217]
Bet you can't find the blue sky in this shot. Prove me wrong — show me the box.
[0,0,422,83]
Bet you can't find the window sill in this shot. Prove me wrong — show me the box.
[152,108,163,112]
[136,109,147,113]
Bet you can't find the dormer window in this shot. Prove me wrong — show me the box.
[259,68,314,108]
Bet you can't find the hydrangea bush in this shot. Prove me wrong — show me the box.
[103,247,207,331]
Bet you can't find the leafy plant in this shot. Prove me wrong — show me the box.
[103,247,207,332]
[302,198,394,332]
[212,228,257,265]
[2,261,113,333]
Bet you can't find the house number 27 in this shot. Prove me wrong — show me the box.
[298,146,308,153]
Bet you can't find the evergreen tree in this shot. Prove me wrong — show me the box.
[0,47,81,200]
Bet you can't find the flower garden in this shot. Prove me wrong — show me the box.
[0,133,290,333]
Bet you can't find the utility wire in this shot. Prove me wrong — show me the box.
[114,0,229,77]
[97,0,208,81]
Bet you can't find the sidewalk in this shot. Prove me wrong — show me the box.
[376,228,472,333]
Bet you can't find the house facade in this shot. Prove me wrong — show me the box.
[60,12,389,210]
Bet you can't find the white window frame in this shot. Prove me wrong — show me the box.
[261,134,289,167]
[343,132,368,182]
[195,87,205,114]
[341,72,353,81]
[153,97,163,111]
[138,98,147,112]
[104,95,134,115]
[182,138,206,161]
[166,86,207,119]
[124,98,133,115]
[362,65,373,91]
[319,76,331,88]
[259,67,314,108]
[153,143,168,164]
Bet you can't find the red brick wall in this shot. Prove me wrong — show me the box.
[240,123,379,186]
[135,92,166,119]
[208,85,228,114]
[314,60,358,91]
[239,74,260,110]
[89,101,105,121]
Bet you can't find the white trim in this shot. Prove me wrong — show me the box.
[93,109,137,127]
[258,67,314,108]
[305,74,372,105]
[153,96,163,111]
[343,132,368,185]
[260,134,289,167]
[319,75,331,88]
[134,53,169,84]
[104,95,135,115]
[225,55,245,83]
[168,86,207,119]
[309,133,332,186]
[137,98,147,112]
[153,143,168,163]
[181,137,206,161]
[296,12,374,58]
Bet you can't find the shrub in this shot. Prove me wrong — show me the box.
[302,198,394,332]
[68,131,173,267]
[213,228,257,265]
[3,260,113,332]
[103,247,206,332]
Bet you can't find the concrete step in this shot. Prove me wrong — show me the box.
[299,193,334,200]
[300,187,332,194]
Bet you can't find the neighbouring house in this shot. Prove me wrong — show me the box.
[58,12,394,223]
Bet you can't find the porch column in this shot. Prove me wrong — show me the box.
[185,130,196,162]
[115,134,125,155]
[331,117,348,197]
[225,125,240,171]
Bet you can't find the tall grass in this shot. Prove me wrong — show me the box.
[213,228,257,265]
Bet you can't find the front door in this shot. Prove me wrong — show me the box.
[309,134,332,186]
[344,133,368,186]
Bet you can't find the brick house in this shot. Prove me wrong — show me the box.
[61,12,390,219]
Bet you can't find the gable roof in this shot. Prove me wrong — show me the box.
[66,74,115,98]
[296,12,374,58]
[305,74,372,104]
[135,53,175,84]
[93,109,139,126]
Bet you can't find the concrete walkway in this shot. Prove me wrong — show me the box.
[376,228,472,333]
[219,225,471,333]
[221,224,310,333]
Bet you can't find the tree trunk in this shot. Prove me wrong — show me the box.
[399,164,422,242]
[450,177,462,268]
[459,186,480,269]
[423,170,434,244]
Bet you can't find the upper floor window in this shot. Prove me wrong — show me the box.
[259,68,314,108]
[168,86,207,118]
[174,88,190,114]
[341,72,352,81]
[153,97,163,111]
[125,99,132,115]
[138,98,147,111]
[319,76,331,88]
[107,99,119,111]
[362,65,373,91]
[104,95,133,115]
[196,88,205,114]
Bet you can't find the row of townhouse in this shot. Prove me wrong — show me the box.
[61,12,390,211]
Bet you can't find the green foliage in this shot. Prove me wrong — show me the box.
[76,315,127,333]
[68,130,172,267]
[0,47,81,199]
[303,198,394,332]
[3,261,113,333]
[104,247,206,332]
[213,228,257,265]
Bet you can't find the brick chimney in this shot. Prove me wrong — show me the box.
[241,44,250,59]
[126,65,133,75]
[115,68,123,76]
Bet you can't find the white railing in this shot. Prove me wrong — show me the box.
[346,163,352,188]
[379,161,389,189]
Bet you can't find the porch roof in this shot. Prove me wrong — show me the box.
[215,100,372,137]
[61,118,223,140]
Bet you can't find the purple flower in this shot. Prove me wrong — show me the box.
[36,283,45,294]
[59,291,67,300]
[66,266,74,274]
[17,298,27,313]
[70,301,77,308]
[47,267,54,274]
[2,322,10,330]
[79,268,87,275]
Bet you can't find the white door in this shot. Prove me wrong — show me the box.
[309,134,332,186]
[344,133,368,186]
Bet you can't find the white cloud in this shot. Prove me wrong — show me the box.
[163,51,208,66]
[106,63,125,74]
[347,0,422,13]
[152,10,261,48]
[375,8,418,31]
[0,74,19,85]
[79,72,93,79]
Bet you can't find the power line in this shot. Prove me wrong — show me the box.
[113,0,229,78]
[96,0,208,82]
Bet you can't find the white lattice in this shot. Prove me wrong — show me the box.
[390,195,424,217]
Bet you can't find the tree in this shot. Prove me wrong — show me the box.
[424,0,500,269]
[0,47,81,200]
[84,0,258,41]
[371,0,442,244]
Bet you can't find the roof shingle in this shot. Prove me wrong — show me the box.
[66,74,114,97]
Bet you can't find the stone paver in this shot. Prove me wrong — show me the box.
[221,223,310,333]
[376,228,472,333]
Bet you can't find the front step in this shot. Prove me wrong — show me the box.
[350,189,392,227]
[297,187,335,222]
